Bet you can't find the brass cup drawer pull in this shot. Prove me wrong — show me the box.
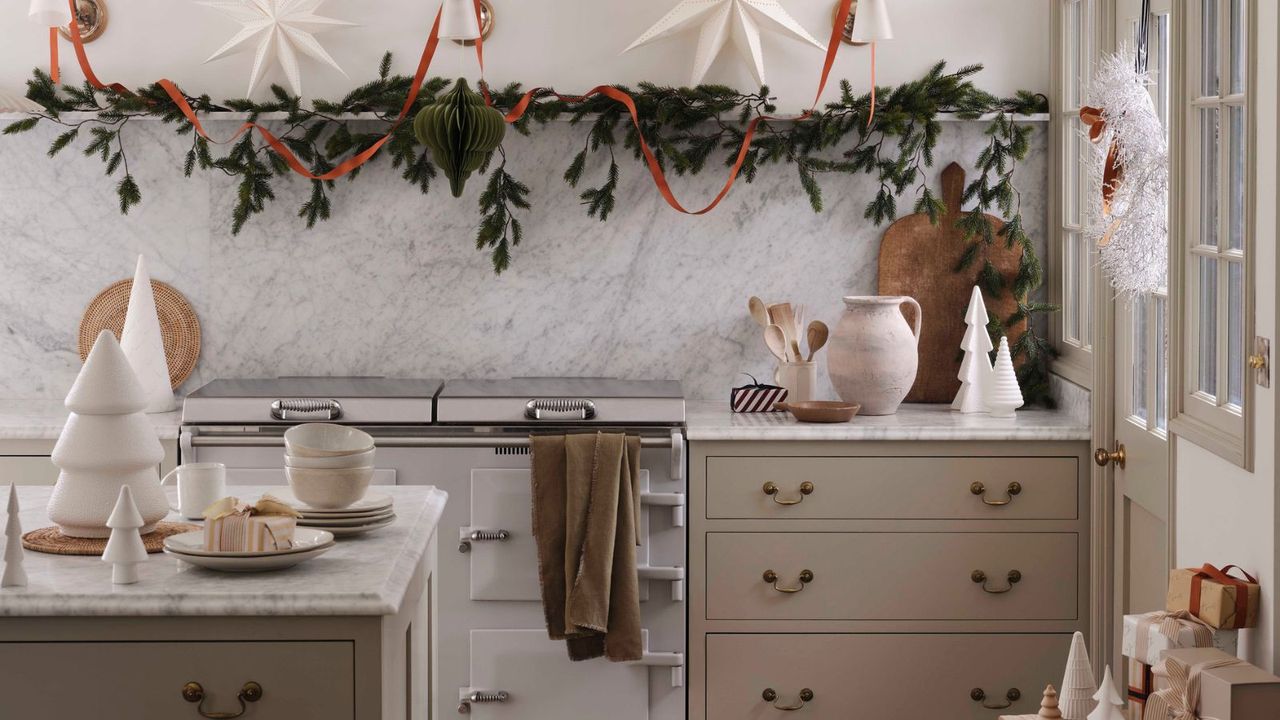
[970,687,1021,709]
[762,481,815,505]
[763,569,814,593]
[971,569,1022,593]
[970,481,1022,506]
[182,681,262,719]
[762,687,814,711]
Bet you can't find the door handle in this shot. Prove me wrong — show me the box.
[970,687,1020,709]
[1094,443,1126,468]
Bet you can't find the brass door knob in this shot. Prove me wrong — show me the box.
[763,687,814,710]
[1249,354,1267,369]
[762,481,815,505]
[972,569,1022,593]
[971,687,1021,709]
[970,481,1022,506]
[181,681,262,718]
[1094,444,1127,468]
[763,569,814,593]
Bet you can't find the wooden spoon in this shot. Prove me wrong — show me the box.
[805,320,829,361]
[748,296,770,328]
[768,303,798,356]
[763,324,789,362]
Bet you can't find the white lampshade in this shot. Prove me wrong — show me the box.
[438,0,481,40]
[850,0,893,42]
[28,0,72,28]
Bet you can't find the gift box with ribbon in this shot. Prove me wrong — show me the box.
[1146,647,1280,720]
[1166,564,1261,630]
[203,495,301,552]
[1121,611,1238,666]
[730,374,787,413]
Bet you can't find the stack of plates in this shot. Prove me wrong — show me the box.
[163,528,335,572]
[272,490,397,537]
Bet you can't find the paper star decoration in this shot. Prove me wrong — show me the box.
[197,0,355,97]
[625,0,825,86]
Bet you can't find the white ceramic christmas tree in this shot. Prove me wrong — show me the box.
[1038,684,1063,719]
[1060,631,1098,720]
[120,255,176,414]
[47,330,171,538]
[1086,666,1125,720]
[2,485,27,588]
[953,286,994,413]
[102,485,147,585]
[985,336,1025,417]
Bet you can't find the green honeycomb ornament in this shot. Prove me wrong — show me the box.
[413,78,507,198]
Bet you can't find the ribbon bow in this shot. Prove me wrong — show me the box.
[1189,563,1258,629]
[1133,610,1215,664]
[202,494,301,521]
[1079,105,1124,233]
[1146,652,1245,720]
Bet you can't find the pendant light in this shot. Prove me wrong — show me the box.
[850,0,893,126]
[439,0,481,41]
[29,0,73,83]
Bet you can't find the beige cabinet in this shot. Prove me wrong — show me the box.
[690,439,1092,720]
[0,437,178,486]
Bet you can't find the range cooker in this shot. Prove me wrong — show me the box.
[181,377,687,720]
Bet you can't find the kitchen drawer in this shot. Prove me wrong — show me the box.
[0,640,354,719]
[705,633,1070,719]
[706,532,1078,620]
[0,455,58,485]
[706,456,1078,520]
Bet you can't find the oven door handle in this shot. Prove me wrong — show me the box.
[524,398,596,421]
[185,434,679,448]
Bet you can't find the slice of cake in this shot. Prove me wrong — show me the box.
[203,495,302,552]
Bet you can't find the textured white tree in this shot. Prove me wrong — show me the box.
[953,285,994,413]
[1060,631,1098,720]
[102,485,148,585]
[1,484,27,588]
[984,336,1025,418]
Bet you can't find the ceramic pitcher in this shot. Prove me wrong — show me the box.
[826,296,922,415]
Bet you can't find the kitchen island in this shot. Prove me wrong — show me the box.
[0,485,446,720]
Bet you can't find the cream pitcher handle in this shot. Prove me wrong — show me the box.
[901,297,922,343]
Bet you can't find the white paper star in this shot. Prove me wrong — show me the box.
[197,0,355,97]
[624,0,825,86]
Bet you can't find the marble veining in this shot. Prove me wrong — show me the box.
[685,401,1091,441]
[0,485,447,616]
[0,398,181,440]
[0,119,1047,404]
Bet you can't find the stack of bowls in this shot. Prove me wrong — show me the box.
[283,423,376,509]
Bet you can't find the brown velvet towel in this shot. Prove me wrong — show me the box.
[531,432,643,662]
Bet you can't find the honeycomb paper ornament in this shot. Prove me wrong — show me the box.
[984,336,1024,418]
[413,79,506,197]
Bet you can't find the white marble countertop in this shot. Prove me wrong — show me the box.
[0,485,447,617]
[0,398,182,440]
[685,402,1091,441]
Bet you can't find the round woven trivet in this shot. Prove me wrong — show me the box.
[78,278,201,389]
[22,522,200,555]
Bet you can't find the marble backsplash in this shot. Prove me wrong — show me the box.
[0,118,1047,402]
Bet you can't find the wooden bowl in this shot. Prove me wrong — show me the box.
[777,401,860,423]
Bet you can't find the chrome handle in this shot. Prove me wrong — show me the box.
[763,569,814,593]
[970,687,1020,709]
[182,681,262,719]
[270,398,342,421]
[457,529,510,553]
[762,481,814,505]
[457,690,509,714]
[762,688,814,711]
[970,481,1022,506]
[524,398,596,420]
[1094,443,1127,468]
[972,569,1022,593]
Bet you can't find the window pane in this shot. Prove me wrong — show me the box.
[1201,0,1219,96]
[1198,257,1218,395]
[1155,14,1171,128]
[1066,0,1082,108]
[1079,232,1092,347]
[1065,231,1080,342]
[1228,261,1244,407]
[1064,128,1081,225]
[1200,107,1220,248]
[1156,294,1169,430]
[1228,105,1245,251]
[1132,295,1149,423]
[1229,0,1245,94]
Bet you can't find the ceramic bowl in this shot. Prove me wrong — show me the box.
[285,465,374,509]
[284,448,375,469]
[283,423,375,458]
[776,401,861,423]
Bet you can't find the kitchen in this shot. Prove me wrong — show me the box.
[2,0,1279,719]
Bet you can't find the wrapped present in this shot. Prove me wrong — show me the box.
[730,375,787,412]
[203,495,301,552]
[1147,648,1280,720]
[1121,611,1238,666]
[1166,564,1261,629]
[1124,694,1144,720]
[1128,657,1155,697]
[1151,660,1172,694]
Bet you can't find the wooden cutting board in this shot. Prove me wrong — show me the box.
[877,162,1025,403]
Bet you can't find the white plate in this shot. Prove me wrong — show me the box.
[266,490,393,515]
[164,528,335,558]
[296,510,395,527]
[165,543,333,572]
[305,516,396,537]
[298,506,395,520]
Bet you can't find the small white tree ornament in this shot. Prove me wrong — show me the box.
[2,484,27,588]
[953,286,994,413]
[119,255,176,413]
[984,336,1024,417]
[103,486,148,585]
[1060,631,1098,720]
[1085,666,1126,720]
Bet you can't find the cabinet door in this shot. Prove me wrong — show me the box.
[467,629,649,719]
[0,456,58,485]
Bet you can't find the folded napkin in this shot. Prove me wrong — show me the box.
[203,495,302,552]
[531,432,642,662]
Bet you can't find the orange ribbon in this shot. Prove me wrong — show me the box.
[49,28,59,84]
[1188,563,1258,630]
[1079,106,1123,210]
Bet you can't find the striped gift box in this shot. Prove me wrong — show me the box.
[730,383,787,412]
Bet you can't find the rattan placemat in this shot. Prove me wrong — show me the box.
[22,522,200,555]
[78,278,201,389]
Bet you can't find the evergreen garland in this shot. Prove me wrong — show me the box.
[4,56,1056,404]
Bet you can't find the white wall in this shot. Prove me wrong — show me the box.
[2,0,1048,108]
[1174,0,1279,672]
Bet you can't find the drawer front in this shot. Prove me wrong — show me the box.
[705,633,1071,719]
[0,456,58,485]
[0,641,353,720]
[706,456,1078,520]
[707,532,1078,620]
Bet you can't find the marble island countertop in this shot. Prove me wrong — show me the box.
[685,402,1091,441]
[0,398,182,440]
[0,485,446,617]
